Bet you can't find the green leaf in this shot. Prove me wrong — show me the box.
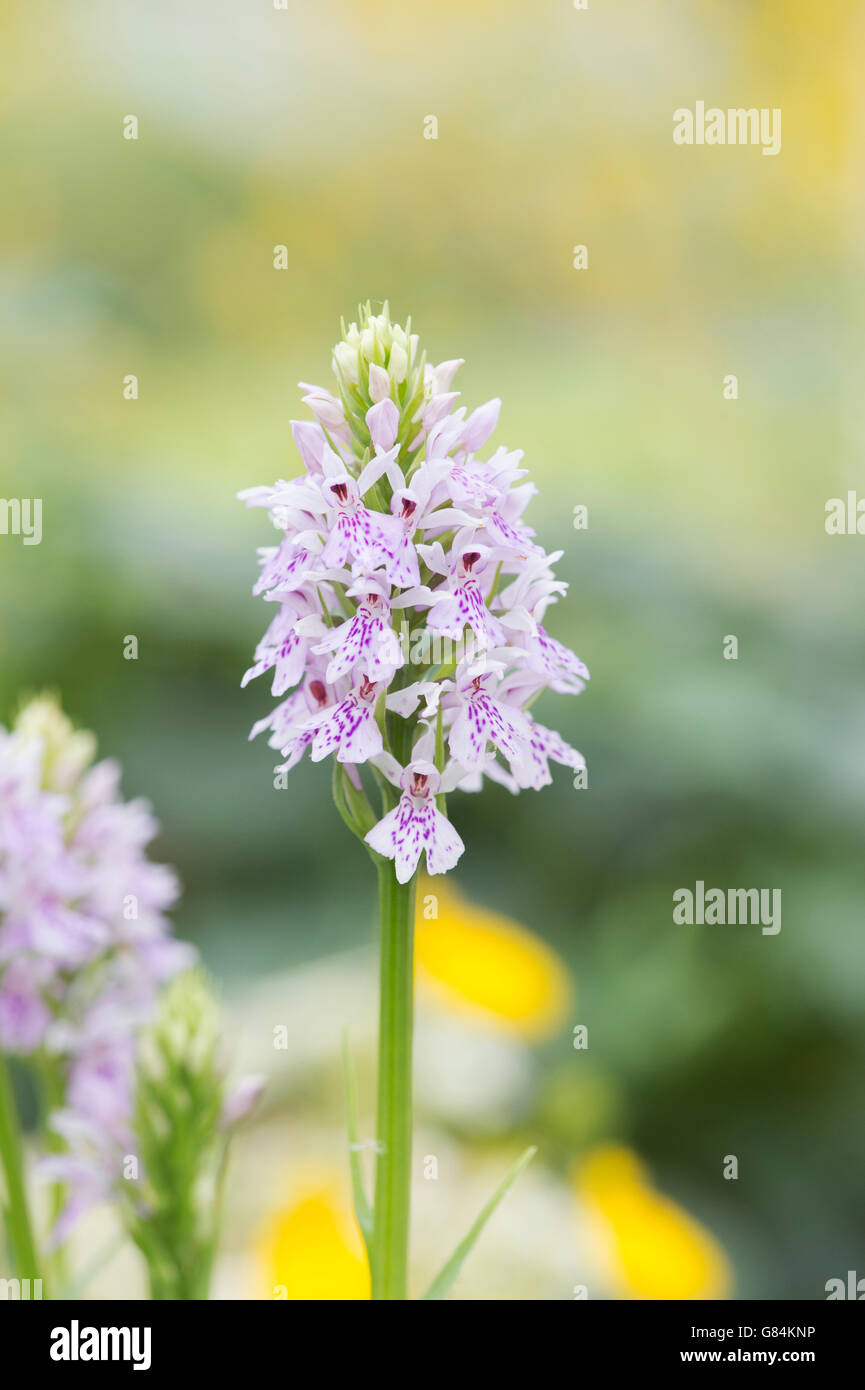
[341,1032,373,1253]
[332,762,377,839]
[421,1146,537,1301]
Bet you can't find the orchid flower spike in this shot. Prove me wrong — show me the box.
[239,302,589,881]
[0,694,193,1244]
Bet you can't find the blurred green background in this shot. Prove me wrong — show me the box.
[1,0,862,1298]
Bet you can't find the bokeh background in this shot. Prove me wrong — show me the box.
[1,0,862,1298]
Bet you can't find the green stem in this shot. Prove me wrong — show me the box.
[38,1057,67,1291]
[0,1053,42,1289]
[371,864,416,1300]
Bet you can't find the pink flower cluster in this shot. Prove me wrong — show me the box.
[240,307,588,883]
[0,698,192,1240]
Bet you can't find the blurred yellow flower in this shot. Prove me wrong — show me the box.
[575,1144,731,1300]
[256,1177,369,1301]
[415,878,571,1040]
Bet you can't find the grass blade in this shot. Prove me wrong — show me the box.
[422,1146,537,1300]
[341,1031,373,1249]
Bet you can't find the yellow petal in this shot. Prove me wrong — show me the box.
[415,877,571,1039]
[575,1144,732,1300]
[256,1179,369,1301]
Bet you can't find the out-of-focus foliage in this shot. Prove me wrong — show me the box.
[1,0,862,1298]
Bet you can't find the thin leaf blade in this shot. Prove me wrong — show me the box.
[341,1031,373,1248]
[422,1146,537,1300]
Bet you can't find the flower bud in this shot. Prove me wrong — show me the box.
[333,341,359,384]
[302,389,345,430]
[368,363,391,403]
[290,420,325,474]
[14,694,96,793]
[423,391,459,431]
[220,1074,266,1129]
[461,397,501,453]
[366,398,399,452]
[388,341,408,383]
[433,358,464,393]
